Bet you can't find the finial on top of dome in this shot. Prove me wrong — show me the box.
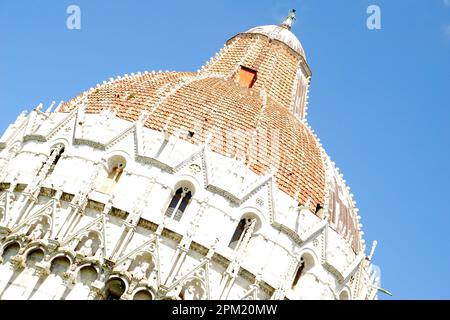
[281,9,296,30]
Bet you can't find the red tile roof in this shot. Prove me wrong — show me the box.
[59,72,326,212]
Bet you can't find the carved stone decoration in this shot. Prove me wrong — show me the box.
[256,198,264,207]
[119,293,133,300]
[194,267,206,280]
[0,142,22,180]
[189,164,201,175]
[10,254,26,270]
[131,262,147,280]
[179,278,206,300]
[35,261,51,278]
[27,220,49,241]
[129,255,154,281]
[62,271,77,288]
[89,279,106,299]
[78,239,95,256]
[62,214,107,260]
[313,239,319,247]
[241,284,259,300]
[24,143,65,194]
[72,230,103,259]
[0,193,6,223]
[147,243,156,253]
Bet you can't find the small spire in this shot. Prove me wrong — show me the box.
[281,9,297,30]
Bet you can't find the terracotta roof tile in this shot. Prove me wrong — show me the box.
[59,33,327,212]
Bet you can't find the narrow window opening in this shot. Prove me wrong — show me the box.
[228,218,247,250]
[238,66,257,88]
[315,204,324,218]
[99,162,124,194]
[44,144,65,177]
[166,188,183,218]
[292,257,305,289]
[228,217,256,250]
[51,146,65,166]
[165,187,193,221]
[174,191,192,221]
[36,161,46,177]
[315,204,323,213]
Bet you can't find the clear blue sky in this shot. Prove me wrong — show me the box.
[1,0,449,300]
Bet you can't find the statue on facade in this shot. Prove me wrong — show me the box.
[182,284,199,300]
[78,238,94,256]
[29,223,47,241]
[179,279,203,300]
[281,9,297,30]
[131,261,150,280]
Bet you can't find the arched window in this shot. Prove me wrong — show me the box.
[291,253,315,291]
[133,290,153,300]
[36,144,65,177]
[51,145,65,166]
[26,248,45,267]
[229,219,246,249]
[50,256,71,276]
[78,265,98,286]
[228,217,257,250]
[291,257,305,289]
[165,187,192,221]
[1,242,20,262]
[104,278,126,300]
[99,157,126,194]
[339,290,349,300]
[47,144,65,175]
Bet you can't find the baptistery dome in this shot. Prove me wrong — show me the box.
[245,9,306,58]
[0,11,379,300]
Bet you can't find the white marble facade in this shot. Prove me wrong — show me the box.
[0,104,379,300]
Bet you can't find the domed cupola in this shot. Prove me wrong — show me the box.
[200,9,311,120]
[54,10,365,255]
[245,9,307,59]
